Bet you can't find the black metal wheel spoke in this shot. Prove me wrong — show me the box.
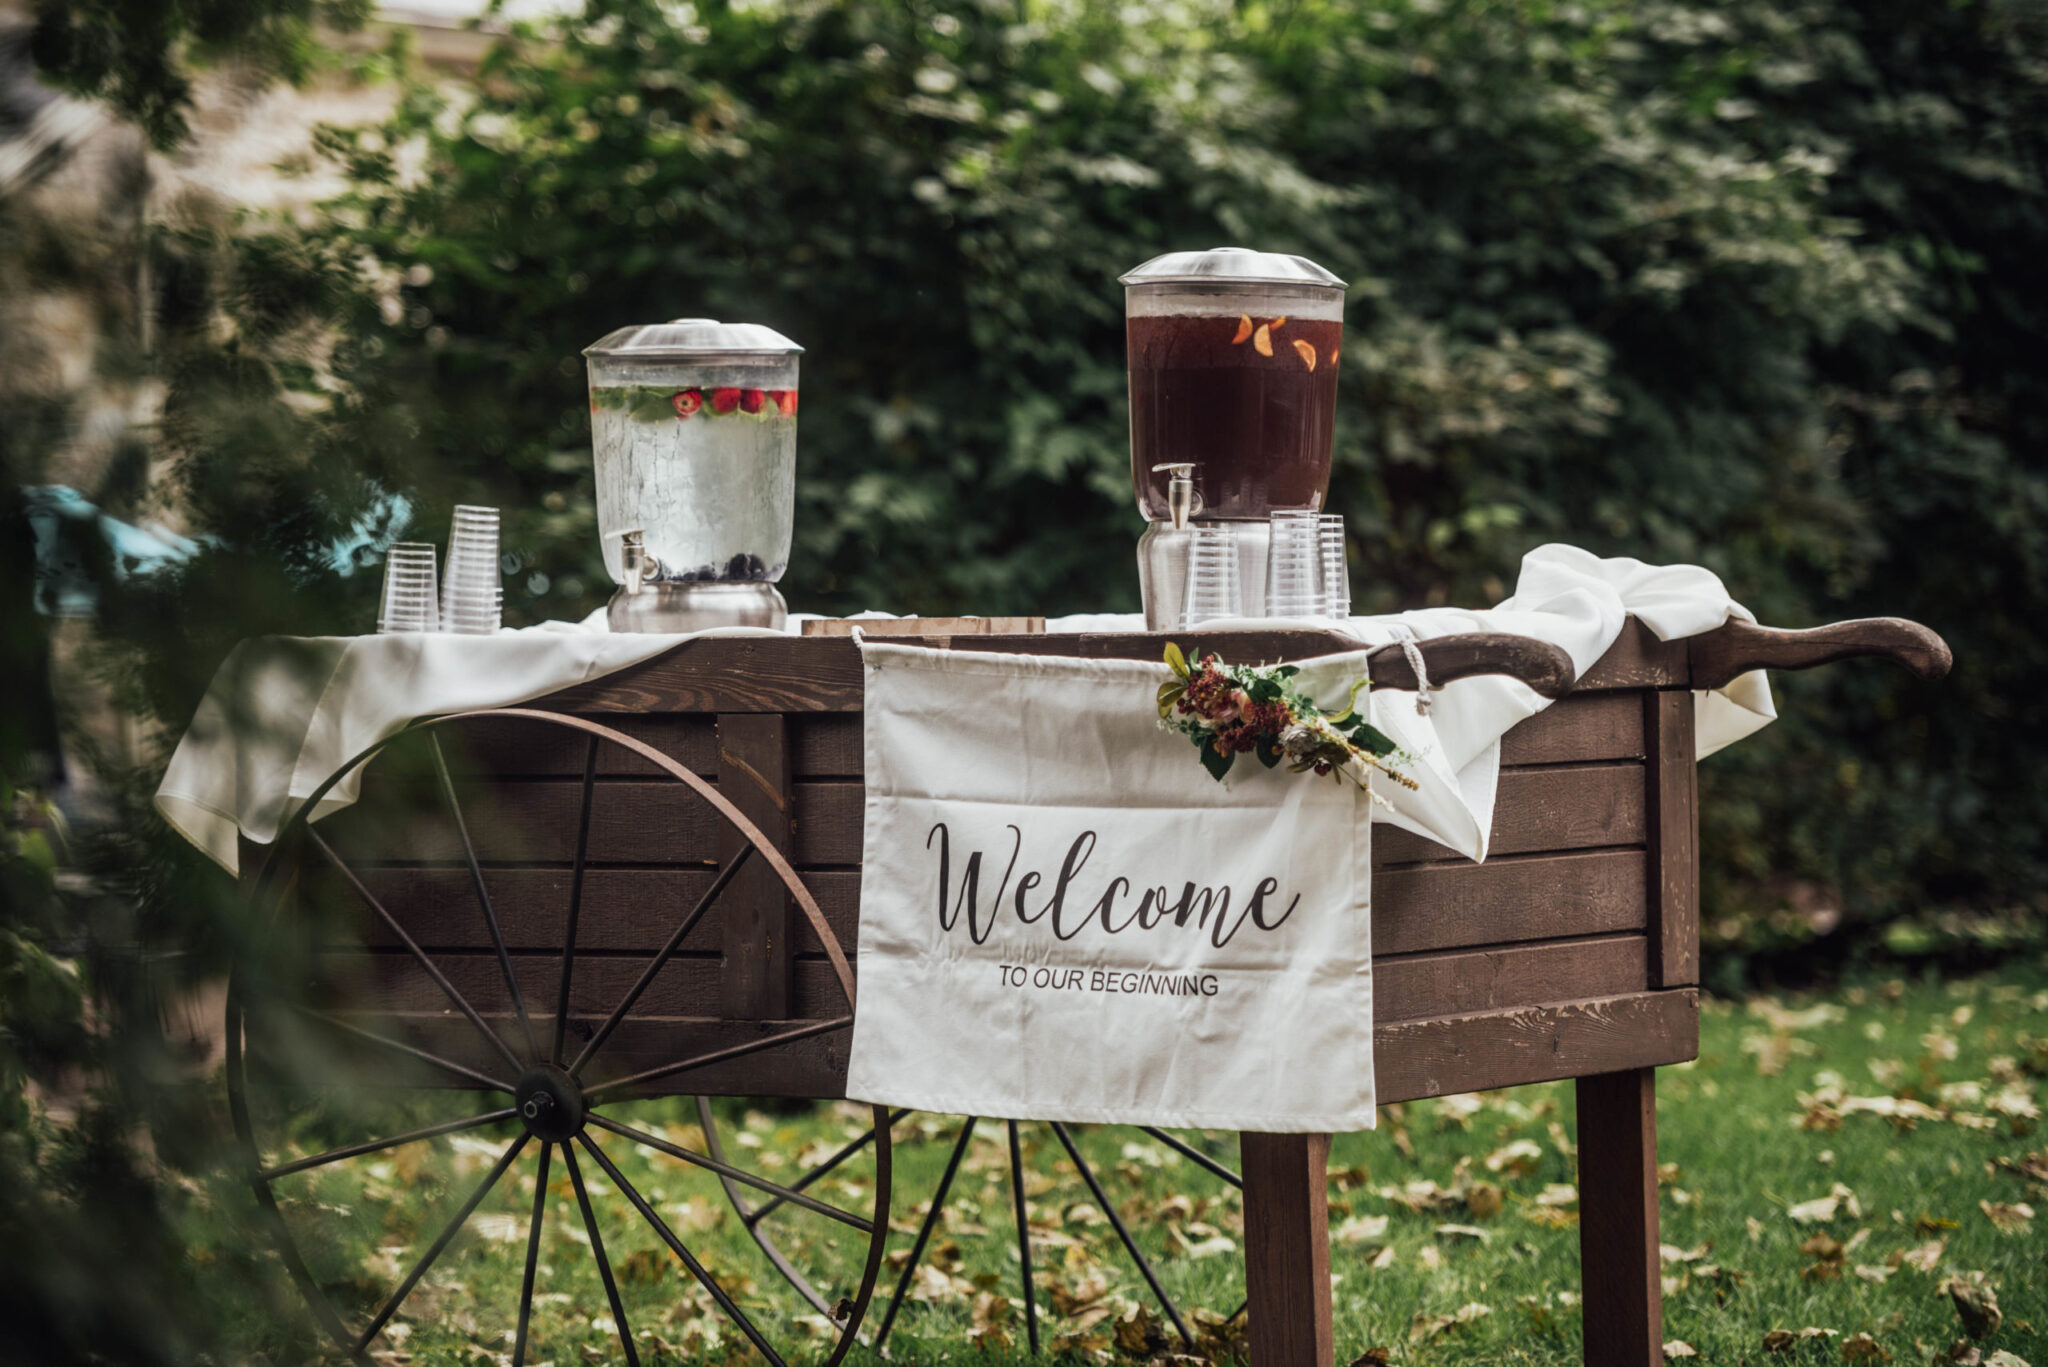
[739,1106,910,1226]
[512,1140,551,1367]
[257,1107,519,1182]
[578,1133,787,1367]
[1051,1122,1194,1348]
[587,1114,872,1232]
[566,844,754,1078]
[873,1116,978,1350]
[1008,1119,1041,1354]
[580,1013,850,1102]
[353,1132,531,1353]
[563,1139,639,1367]
[551,735,600,1067]
[305,828,527,1077]
[430,734,541,1061]
[1137,1125,1245,1189]
[284,1002,516,1094]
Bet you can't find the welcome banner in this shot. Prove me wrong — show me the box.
[843,642,1376,1132]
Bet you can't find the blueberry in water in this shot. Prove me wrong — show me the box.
[726,552,752,580]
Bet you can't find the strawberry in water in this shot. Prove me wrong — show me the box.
[771,389,798,416]
[739,388,767,415]
[670,389,704,418]
[710,387,743,414]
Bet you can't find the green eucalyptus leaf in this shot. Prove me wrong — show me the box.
[1349,722,1399,757]
[1156,681,1185,718]
[1164,641,1189,680]
[1256,737,1283,768]
[1199,741,1235,782]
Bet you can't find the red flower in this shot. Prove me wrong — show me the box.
[671,389,704,418]
[771,389,799,416]
[711,387,743,414]
[739,388,767,414]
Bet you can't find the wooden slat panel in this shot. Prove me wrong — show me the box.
[1374,764,1645,866]
[1499,692,1646,766]
[331,988,1698,1102]
[1644,690,1700,988]
[1571,619,1690,692]
[436,713,717,777]
[534,638,866,714]
[792,715,863,778]
[718,714,793,1018]
[317,778,864,868]
[1373,934,1647,1023]
[787,695,1646,782]
[1374,850,1646,956]
[303,867,861,955]
[1372,989,1699,1105]
[310,950,846,1022]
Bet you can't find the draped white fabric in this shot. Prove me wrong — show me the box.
[154,544,1769,876]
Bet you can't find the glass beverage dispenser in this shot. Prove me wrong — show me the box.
[583,319,800,632]
[1120,247,1346,627]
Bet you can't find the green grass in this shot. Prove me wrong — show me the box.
[200,961,2048,1365]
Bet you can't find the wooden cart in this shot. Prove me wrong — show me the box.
[228,614,1947,1365]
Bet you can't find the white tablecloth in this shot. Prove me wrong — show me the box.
[155,544,1772,875]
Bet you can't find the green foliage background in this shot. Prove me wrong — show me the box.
[104,0,2041,967]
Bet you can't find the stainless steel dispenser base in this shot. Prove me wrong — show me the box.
[1137,518,1270,631]
[607,582,788,633]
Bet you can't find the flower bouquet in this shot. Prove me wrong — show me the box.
[1157,643,1418,802]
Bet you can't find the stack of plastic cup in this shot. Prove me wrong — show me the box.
[1263,510,1323,619]
[1318,514,1351,621]
[377,544,441,633]
[1180,525,1244,627]
[441,505,503,635]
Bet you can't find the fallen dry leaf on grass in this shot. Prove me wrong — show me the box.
[1940,1275,2002,1339]
[1409,1302,1491,1341]
[1790,1183,1862,1223]
[1841,1331,1889,1361]
[1663,1341,1697,1359]
[1979,1199,2033,1231]
[1764,1327,1838,1352]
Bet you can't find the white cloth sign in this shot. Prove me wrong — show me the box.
[842,642,1378,1132]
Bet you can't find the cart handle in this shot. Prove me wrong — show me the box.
[1689,616,1952,691]
[1366,632,1578,699]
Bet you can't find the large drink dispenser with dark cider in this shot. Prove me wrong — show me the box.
[1122,248,1345,626]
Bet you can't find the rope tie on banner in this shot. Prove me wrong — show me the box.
[1388,624,1437,716]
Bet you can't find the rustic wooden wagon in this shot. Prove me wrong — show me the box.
[227,613,1947,1366]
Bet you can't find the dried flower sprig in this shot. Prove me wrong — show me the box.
[1157,643,1418,803]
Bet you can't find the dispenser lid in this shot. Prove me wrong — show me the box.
[1119,246,1345,289]
[583,318,803,359]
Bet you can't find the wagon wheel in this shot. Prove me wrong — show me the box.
[225,708,891,1366]
[702,1105,1245,1352]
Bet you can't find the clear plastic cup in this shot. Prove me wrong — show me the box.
[441,505,503,635]
[1319,514,1351,620]
[1263,510,1323,619]
[1180,525,1244,626]
[377,544,441,633]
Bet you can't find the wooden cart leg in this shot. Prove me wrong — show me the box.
[1240,1131,1333,1366]
[1576,1067,1662,1367]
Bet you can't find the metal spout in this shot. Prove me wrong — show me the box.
[1151,462,1201,530]
[619,529,649,595]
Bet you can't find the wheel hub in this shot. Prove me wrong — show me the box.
[514,1066,586,1141]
